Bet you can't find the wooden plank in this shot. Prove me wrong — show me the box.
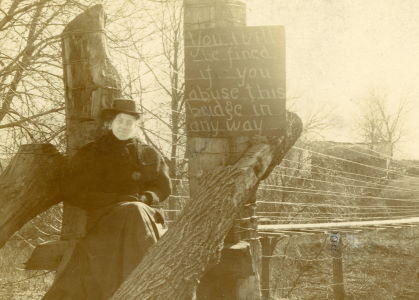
[258,231,289,237]
[258,217,419,232]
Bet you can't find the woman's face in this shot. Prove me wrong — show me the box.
[110,113,138,140]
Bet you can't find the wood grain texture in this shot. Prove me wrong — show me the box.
[111,111,302,300]
[61,4,122,239]
[0,144,64,248]
[184,2,259,297]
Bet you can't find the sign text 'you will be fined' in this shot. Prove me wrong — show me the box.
[184,26,285,137]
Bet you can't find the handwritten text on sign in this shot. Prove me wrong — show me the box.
[185,26,285,137]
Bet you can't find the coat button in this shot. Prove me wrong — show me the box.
[132,171,142,181]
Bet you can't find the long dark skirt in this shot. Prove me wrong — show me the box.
[43,202,163,300]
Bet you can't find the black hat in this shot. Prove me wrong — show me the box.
[101,98,140,118]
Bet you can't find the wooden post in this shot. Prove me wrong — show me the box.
[184,1,287,298]
[260,236,280,300]
[236,200,262,300]
[184,1,247,198]
[184,0,259,298]
[330,232,345,300]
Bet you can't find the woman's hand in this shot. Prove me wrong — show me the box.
[117,194,152,205]
[138,194,150,205]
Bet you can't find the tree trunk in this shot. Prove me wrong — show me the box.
[24,4,124,271]
[22,5,121,274]
[61,3,122,239]
[111,111,302,300]
[0,144,64,248]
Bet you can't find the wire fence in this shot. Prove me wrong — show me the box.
[1,142,419,299]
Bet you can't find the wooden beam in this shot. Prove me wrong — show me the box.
[258,217,419,232]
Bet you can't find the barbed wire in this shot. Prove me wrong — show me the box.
[2,142,419,190]
[280,157,419,187]
[258,187,419,204]
[274,164,419,193]
[293,146,419,180]
[3,139,419,227]
[255,201,419,210]
[168,182,419,206]
[300,140,419,172]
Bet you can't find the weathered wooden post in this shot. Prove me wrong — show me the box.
[184,0,286,298]
[183,1,253,298]
[184,0,247,198]
[260,236,281,300]
[330,232,345,300]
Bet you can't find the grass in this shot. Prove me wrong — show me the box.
[0,241,54,300]
[269,227,419,300]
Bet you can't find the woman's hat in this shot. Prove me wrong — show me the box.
[101,98,140,118]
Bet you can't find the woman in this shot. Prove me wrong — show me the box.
[43,98,171,300]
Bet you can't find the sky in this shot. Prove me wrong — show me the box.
[245,0,419,159]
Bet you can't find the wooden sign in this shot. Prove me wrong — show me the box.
[184,26,285,137]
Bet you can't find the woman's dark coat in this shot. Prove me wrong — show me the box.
[43,132,171,300]
[65,132,171,209]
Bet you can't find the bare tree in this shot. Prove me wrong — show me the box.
[114,0,186,176]
[0,0,181,158]
[287,94,338,142]
[357,89,408,159]
[0,0,94,156]
[106,0,187,219]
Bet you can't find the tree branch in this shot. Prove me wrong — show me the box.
[0,106,64,129]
